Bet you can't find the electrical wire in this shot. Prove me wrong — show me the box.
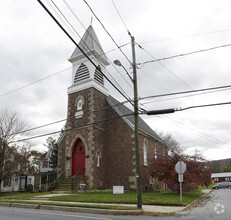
[10,112,135,143]
[139,84,231,102]
[140,87,231,105]
[61,0,134,95]
[141,42,231,66]
[50,0,133,102]
[37,0,133,108]
[160,115,231,147]
[83,0,132,65]
[136,42,193,90]
[177,101,231,112]
[10,97,131,137]
[0,67,71,98]
[111,0,129,33]
[139,27,231,44]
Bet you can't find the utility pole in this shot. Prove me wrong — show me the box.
[131,35,142,209]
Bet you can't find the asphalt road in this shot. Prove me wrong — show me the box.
[0,207,170,220]
[176,188,231,219]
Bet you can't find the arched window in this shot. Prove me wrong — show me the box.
[143,140,148,166]
[74,63,90,83]
[75,97,84,118]
[77,99,83,111]
[96,151,100,167]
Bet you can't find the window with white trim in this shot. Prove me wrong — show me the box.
[97,152,100,167]
[3,178,11,187]
[75,98,84,118]
[143,140,148,166]
[77,99,83,111]
[154,146,158,160]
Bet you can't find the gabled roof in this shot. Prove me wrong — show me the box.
[107,95,163,142]
[69,25,108,65]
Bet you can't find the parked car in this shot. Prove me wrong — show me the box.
[212,182,231,189]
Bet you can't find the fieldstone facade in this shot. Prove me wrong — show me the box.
[57,25,166,190]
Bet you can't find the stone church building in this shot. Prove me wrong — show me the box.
[57,25,166,190]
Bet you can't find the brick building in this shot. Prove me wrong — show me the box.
[57,25,166,190]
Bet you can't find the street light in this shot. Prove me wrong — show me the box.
[114,35,142,209]
[113,60,133,82]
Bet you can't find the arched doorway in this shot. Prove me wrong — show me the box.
[72,139,85,176]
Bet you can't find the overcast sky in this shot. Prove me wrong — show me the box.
[1,0,231,160]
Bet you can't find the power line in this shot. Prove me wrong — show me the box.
[111,0,129,33]
[0,41,130,100]
[139,84,231,102]
[141,42,231,66]
[37,0,133,107]
[11,98,131,137]
[0,67,71,98]
[138,28,231,44]
[61,0,134,95]
[50,0,133,103]
[145,101,231,115]
[136,42,193,90]
[83,0,132,65]
[10,113,135,143]
[140,87,231,105]
[177,101,231,112]
[161,115,230,147]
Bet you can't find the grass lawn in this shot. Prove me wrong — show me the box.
[0,192,50,200]
[0,190,205,207]
[50,190,204,206]
[198,183,216,189]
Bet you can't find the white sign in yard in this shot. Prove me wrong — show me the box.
[113,186,124,194]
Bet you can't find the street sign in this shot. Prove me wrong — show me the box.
[178,174,183,182]
[175,161,187,205]
[175,161,186,174]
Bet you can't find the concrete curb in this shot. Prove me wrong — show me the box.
[181,189,212,211]
[143,210,175,216]
[0,202,142,216]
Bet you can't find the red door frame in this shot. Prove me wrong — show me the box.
[72,139,85,176]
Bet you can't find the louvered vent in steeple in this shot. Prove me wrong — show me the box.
[74,63,90,83]
[94,65,104,85]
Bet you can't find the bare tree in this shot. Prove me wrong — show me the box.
[0,108,28,193]
[158,132,185,156]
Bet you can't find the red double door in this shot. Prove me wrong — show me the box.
[72,139,85,176]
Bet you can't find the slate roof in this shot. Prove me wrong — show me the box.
[69,25,108,65]
[107,95,163,142]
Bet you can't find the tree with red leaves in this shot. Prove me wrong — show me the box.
[149,153,211,192]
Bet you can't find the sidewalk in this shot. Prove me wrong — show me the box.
[0,190,211,216]
[30,193,184,216]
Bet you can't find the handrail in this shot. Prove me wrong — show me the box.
[55,170,65,189]
[72,168,85,190]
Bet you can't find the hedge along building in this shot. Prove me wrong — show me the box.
[57,25,167,190]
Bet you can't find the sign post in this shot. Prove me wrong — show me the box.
[175,161,186,204]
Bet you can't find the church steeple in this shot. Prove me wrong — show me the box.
[67,25,109,96]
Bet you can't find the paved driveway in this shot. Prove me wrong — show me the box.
[176,189,231,219]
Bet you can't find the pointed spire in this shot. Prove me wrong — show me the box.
[69,25,109,65]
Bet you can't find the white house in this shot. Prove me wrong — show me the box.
[1,174,35,192]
